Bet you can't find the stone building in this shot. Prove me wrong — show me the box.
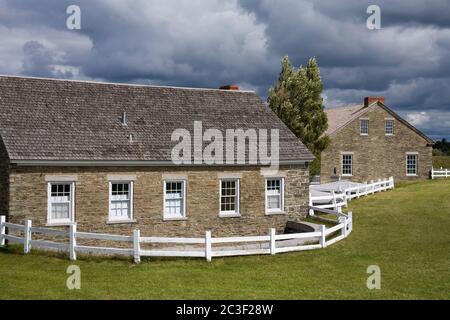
[0,76,314,237]
[321,97,434,183]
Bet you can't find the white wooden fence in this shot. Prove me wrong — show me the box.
[431,168,450,179]
[309,177,394,213]
[0,213,353,263]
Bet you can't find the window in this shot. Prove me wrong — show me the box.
[220,179,240,216]
[342,153,353,176]
[360,119,369,135]
[385,119,394,135]
[265,178,284,214]
[47,182,74,225]
[164,180,186,219]
[406,153,418,176]
[109,182,133,221]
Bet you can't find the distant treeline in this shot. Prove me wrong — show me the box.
[433,138,450,156]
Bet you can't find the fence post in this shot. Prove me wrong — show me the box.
[331,191,337,211]
[339,216,347,238]
[370,180,374,194]
[308,193,314,216]
[320,225,327,248]
[133,229,141,264]
[269,228,276,255]
[24,220,32,254]
[69,223,77,261]
[205,230,212,262]
[348,212,353,233]
[431,168,434,180]
[0,216,5,246]
[390,177,395,189]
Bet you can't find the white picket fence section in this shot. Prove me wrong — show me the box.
[309,177,394,213]
[431,167,450,179]
[0,213,353,263]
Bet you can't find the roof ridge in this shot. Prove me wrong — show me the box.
[0,74,256,94]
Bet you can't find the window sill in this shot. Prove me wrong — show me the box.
[219,213,241,218]
[360,134,368,136]
[385,134,394,136]
[46,222,74,227]
[106,219,137,225]
[406,174,418,177]
[265,211,286,216]
[163,216,188,221]
[342,175,353,177]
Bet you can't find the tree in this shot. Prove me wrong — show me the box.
[268,55,330,177]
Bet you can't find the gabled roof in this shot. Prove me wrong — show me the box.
[324,101,434,144]
[0,75,314,164]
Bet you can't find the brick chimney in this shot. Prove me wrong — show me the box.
[219,85,239,91]
[364,96,385,107]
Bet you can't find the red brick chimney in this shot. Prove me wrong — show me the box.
[219,85,239,91]
[364,96,385,107]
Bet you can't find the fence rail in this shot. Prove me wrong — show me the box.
[310,177,394,213]
[432,167,450,179]
[0,212,353,263]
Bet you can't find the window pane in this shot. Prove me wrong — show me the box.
[360,119,369,134]
[220,180,238,213]
[385,120,394,134]
[342,154,353,175]
[164,181,184,217]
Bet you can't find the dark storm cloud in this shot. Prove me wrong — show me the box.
[0,0,449,138]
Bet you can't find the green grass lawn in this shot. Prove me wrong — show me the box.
[1,180,449,300]
[433,156,450,168]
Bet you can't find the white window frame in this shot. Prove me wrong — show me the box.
[47,181,75,225]
[265,178,285,215]
[360,118,369,135]
[108,181,134,223]
[406,152,418,176]
[219,178,240,217]
[163,180,187,220]
[341,153,353,177]
[385,118,394,136]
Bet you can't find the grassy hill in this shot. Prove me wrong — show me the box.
[0,179,449,299]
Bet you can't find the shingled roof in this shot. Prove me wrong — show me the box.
[0,76,314,164]
[324,101,434,144]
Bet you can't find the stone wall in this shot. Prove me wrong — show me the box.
[7,164,310,237]
[321,106,433,183]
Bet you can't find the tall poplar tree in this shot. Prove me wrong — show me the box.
[268,56,330,177]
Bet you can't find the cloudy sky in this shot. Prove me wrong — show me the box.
[0,0,449,139]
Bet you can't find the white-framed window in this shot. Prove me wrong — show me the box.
[360,119,369,135]
[109,181,133,222]
[163,180,186,220]
[406,153,418,176]
[219,179,240,217]
[342,153,353,176]
[265,178,284,214]
[47,182,75,225]
[385,119,394,135]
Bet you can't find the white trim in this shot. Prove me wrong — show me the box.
[406,153,418,176]
[219,178,240,217]
[163,180,187,220]
[359,118,369,136]
[385,119,394,136]
[11,159,313,167]
[47,181,75,225]
[108,181,134,222]
[265,177,285,215]
[341,153,353,177]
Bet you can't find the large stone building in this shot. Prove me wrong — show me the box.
[321,97,434,183]
[0,76,314,237]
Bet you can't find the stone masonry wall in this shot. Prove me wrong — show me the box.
[7,164,309,237]
[321,106,433,183]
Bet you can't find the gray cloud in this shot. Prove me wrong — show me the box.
[0,0,449,138]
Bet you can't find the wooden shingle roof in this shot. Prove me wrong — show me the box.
[0,76,314,164]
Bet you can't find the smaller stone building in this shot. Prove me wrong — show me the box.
[0,76,314,237]
[321,97,434,183]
